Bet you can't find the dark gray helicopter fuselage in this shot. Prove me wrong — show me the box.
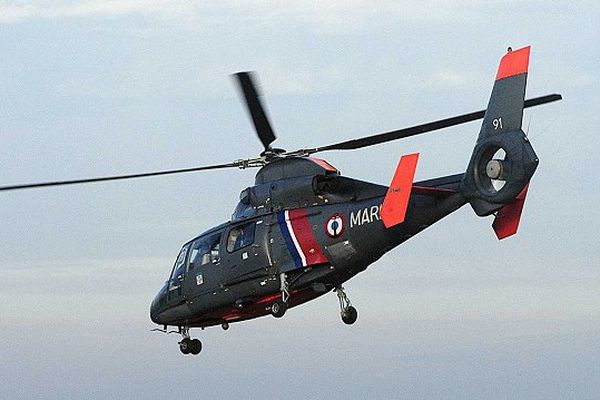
[0,47,558,355]
[150,157,466,328]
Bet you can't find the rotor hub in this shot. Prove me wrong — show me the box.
[260,147,286,162]
[486,159,504,180]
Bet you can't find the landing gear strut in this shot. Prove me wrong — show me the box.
[335,286,358,325]
[271,273,289,318]
[178,326,202,355]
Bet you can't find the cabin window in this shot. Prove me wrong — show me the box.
[188,233,222,271]
[227,222,256,252]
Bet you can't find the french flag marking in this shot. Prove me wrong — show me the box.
[277,208,328,269]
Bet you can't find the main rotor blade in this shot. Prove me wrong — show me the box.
[300,93,562,154]
[234,71,277,150]
[0,162,241,192]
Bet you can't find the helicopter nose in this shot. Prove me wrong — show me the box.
[149,283,168,324]
[150,298,161,324]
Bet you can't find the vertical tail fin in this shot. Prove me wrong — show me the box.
[461,46,538,237]
[480,46,530,141]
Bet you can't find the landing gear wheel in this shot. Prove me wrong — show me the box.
[335,286,357,325]
[221,322,229,331]
[271,299,287,318]
[341,306,358,325]
[190,339,202,355]
[179,338,192,355]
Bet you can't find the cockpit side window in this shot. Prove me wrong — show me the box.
[227,222,256,252]
[188,233,222,271]
[170,244,190,285]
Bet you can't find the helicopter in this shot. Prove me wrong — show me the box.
[0,46,561,355]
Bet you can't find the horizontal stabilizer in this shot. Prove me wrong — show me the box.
[381,153,419,228]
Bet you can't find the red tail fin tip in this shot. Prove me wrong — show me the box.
[495,45,530,81]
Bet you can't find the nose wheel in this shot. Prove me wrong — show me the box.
[178,326,202,355]
[179,338,202,355]
[335,286,358,325]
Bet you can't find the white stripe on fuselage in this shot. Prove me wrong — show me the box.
[284,210,307,266]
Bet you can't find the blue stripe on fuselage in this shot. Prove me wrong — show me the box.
[277,211,303,269]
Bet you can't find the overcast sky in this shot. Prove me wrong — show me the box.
[0,1,598,399]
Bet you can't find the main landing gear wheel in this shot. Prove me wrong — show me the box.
[341,306,358,325]
[335,286,358,325]
[271,299,287,318]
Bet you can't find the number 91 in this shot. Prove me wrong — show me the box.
[492,117,503,130]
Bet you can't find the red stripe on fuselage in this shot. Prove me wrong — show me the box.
[256,289,302,305]
[288,208,328,265]
[411,185,458,195]
[496,46,530,80]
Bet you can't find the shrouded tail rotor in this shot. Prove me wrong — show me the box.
[461,46,539,238]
